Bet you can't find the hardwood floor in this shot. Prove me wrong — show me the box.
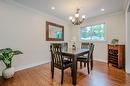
[0,61,130,86]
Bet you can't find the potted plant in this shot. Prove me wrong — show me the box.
[0,48,23,79]
[111,39,119,45]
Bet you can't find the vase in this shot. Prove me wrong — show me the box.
[72,45,76,50]
[2,67,15,79]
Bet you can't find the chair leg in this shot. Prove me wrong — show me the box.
[70,58,72,62]
[51,68,54,79]
[61,70,64,84]
[80,61,82,69]
[91,60,93,70]
[51,63,54,79]
[91,55,93,70]
[87,62,90,74]
[84,62,86,67]
[70,67,73,77]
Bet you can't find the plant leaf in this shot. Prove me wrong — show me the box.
[13,50,23,55]
[6,48,12,53]
[3,58,11,65]
[0,49,5,53]
[0,48,12,54]
[0,55,3,60]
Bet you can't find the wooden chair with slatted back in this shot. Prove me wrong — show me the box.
[81,42,90,49]
[77,43,94,74]
[78,42,90,68]
[89,43,94,70]
[50,43,72,84]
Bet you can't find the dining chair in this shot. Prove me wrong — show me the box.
[77,43,94,74]
[78,42,90,68]
[61,42,68,52]
[89,43,94,70]
[86,43,94,70]
[81,42,90,49]
[50,43,72,84]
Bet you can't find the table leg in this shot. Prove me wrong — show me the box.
[91,54,93,70]
[72,55,77,85]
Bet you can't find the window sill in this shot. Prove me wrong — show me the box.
[79,40,107,43]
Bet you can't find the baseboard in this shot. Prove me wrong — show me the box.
[126,69,130,74]
[15,60,50,72]
[94,59,107,63]
[0,60,50,76]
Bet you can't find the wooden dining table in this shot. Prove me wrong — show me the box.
[62,48,89,85]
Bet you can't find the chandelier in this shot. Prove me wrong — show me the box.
[69,9,85,25]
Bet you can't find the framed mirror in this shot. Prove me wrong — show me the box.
[46,21,64,41]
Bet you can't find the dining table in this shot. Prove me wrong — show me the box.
[62,48,90,85]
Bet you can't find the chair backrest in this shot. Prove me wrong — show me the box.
[81,42,90,49]
[50,43,63,66]
[88,43,94,60]
[61,42,68,51]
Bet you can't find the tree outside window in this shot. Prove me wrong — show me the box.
[80,23,105,41]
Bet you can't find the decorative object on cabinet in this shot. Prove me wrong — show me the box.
[46,21,64,41]
[108,44,125,69]
[111,39,119,45]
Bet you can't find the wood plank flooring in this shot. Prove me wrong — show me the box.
[0,61,130,86]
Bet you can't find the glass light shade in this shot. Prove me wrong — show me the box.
[75,13,79,18]
[82,15,85,19]
[69,16,73,20]
[51,6,55,10]
[101,9,105,11]
[72,18,75,22]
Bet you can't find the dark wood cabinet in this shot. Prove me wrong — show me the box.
[108,44,125,69]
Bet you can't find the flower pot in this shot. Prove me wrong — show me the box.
[2,67,15,79]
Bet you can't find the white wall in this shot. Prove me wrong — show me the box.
[125,0,130,73]
[0,1,71,75]
[0,0,127,75]
[71,12,125,62]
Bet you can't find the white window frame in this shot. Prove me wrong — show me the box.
[80,23,107,42]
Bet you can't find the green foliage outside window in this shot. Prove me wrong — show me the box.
[80,23,105,41]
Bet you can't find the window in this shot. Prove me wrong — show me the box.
[80,23,105,41]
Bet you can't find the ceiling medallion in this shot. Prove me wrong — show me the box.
[69,8,85,25]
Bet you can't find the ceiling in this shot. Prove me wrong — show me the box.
[12,0,126,21]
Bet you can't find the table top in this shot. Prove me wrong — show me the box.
[62,48,89,56]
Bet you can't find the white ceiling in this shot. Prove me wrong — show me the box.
[12,0,126,21]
